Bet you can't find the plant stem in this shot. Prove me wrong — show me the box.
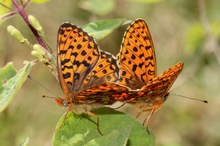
[12,0,49,51]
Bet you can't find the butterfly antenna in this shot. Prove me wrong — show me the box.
[171,93,208,103]
[42,95,57,99]
[28,75,59,99]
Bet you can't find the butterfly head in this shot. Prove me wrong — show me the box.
[55,98,71,107]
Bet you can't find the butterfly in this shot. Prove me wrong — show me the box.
[110,19,184,124]
[55,19,183,124]
[55,23,127,114]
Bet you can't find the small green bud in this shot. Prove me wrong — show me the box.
[33,44,46,56]
[31,50,49,64]
[7,25,27,44]
[28,15,44,34]
[31,50,44,62]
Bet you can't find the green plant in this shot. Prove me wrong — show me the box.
[0,0,155,145]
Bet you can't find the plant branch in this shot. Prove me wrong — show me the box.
[23,0,31,7]
[0,11,17,19]
[0,2,14,10]
[11,0,49,51]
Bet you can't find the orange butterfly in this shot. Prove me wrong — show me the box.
[111,19,184,124]
[55,19,183,124]
[55,23,126,114]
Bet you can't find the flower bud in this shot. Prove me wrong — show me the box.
[33,44,46,56]
[28,15,44,34]
[31,50,44,62]
[7,25,27,44]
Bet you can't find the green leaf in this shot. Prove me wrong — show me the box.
[85,126,131,146]
[0,0,12,16]
[53,107,155,146]
[128,0,163,3]
[79,0,115,16]
[19,137,29,146]
[184,23,204,55]
[82,18,130,41]
[31,0,49,4]
[0,62,32,112]
[211,20,220,38]
[0,63,16,83]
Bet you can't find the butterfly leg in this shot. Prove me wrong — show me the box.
[86,111,103,136]
[96,117,103,136]
[86,111,99,118]
[135,112,142,119]
[55,110,70,131]
[143,108,155,134]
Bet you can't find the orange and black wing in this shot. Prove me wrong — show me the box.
[57,23,100,99]
[117,19,157,90]
[134,62,184,112]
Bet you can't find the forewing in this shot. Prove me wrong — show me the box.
[57,23,100,97]
[117,19,157,90]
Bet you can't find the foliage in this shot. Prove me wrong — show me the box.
[0,0,220,146]
[53,108,154,146]
[0,62,31,112]
[0,0,155,145]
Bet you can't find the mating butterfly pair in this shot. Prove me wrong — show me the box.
[55,19,184,118]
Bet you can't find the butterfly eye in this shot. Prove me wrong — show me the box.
[62,100,68,107]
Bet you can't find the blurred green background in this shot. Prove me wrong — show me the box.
[0,0,220,145]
